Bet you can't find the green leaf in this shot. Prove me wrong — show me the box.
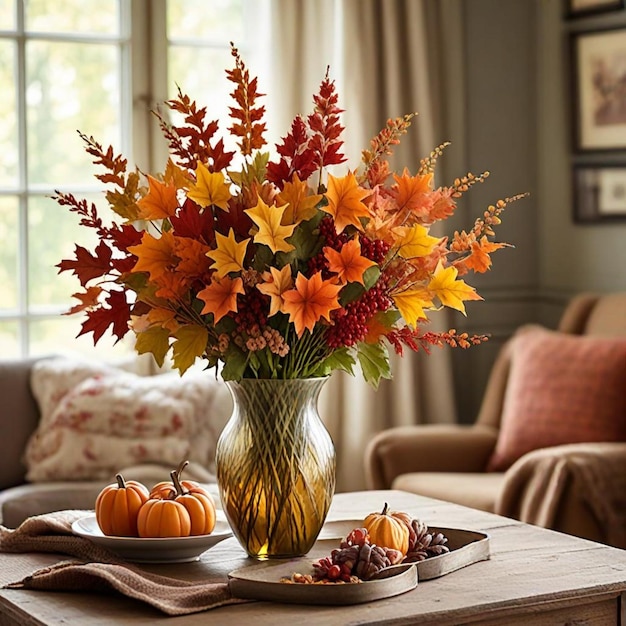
[363,265,381,290]
[220,347,248,381]
[357,341,392,389]
[171,325,208,374]
[313,347,356,377]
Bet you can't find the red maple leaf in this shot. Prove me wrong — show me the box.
[77,289,131,344]
[170,198,216,245]
[57,240,113,286]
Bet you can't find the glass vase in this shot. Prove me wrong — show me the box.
[216,378,335,559]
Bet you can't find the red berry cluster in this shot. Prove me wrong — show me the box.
[233,289,269,333]
[306,216,348,277]
[359,235,390,264]
[326,281,393,348]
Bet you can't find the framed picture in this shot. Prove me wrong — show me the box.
[573,164,626,222]
[567,0,624,18]
[572,27,626,151]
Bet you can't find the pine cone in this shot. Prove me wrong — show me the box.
[355,544,391,581]
[403,519,450,563]
[426,531,449,557]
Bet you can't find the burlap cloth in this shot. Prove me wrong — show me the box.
[0,509,251,615]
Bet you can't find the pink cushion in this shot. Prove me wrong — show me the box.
[487,326,626,472]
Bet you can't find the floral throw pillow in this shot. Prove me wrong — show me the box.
[487,326,626,472]
[25,357,232,482]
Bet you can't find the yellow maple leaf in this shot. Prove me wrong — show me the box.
[147,307,178,332]
[393,224,440,259]
[428,260,483,315]
[128,231,176,280]
[257,265,294,316]
[197,275,245,323]
[277,174,322,224]
[206,229,250,278]
[324,239,376,285]
[136,175,179,220]
[134,326,171,367]
[171,325,209,374]
[392,288,433,328]
[164,158,193,189]
[322,171,372,233]
[187,161,232,210]
[245,198,296,254]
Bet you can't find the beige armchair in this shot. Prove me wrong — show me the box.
[365,293,626,548]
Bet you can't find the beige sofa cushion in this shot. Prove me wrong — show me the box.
[391,472,505,513]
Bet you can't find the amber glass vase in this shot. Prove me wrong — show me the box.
[216,378,335,559]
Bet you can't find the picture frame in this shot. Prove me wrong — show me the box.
[573,164,626,222]
[567,0,624,18]
[571,27,626,152]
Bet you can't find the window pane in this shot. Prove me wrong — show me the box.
[167,0,244,41]
[27,194,101,308]
[0,40,18,187]
[0,320,19,357]
[0,0,14,30]
[0,196,19,310]
[25,0,119,35]
[29,316,136,360]
[26,41,121,186]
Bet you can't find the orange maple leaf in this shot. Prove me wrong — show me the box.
[197,275,245,323]
[461,236,508,274]
[324,239,376,285]
[64,286,102,315]
[282,271,342,337]
[276,174,322,225]
[128,231,177,280]
[256,265,294,316]
[322,171,371,233]
[153,270,189,299]
[136,175,179,220]
[174,237,212,279]
[392,169,433,214]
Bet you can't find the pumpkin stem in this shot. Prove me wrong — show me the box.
[381,502,389,515]
[115,474,126,489]
[170,469,187,497]
[176,459,190,480]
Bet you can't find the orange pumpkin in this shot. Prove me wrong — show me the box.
[137,498,192,538]
[168,469,216,536]
[95,474,149,537]
[149,460,208,500]
[363,502,410,556]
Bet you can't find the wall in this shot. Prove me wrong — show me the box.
[447,0,626,422]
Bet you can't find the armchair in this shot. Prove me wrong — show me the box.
[364,293,626,548]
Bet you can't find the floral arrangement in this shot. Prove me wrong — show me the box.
[56,45,523,388]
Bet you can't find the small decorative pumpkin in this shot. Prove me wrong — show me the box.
[95,474,149,537]
[137,497,192,538]
[363,502,410,556]
[169,469,217,536]
[149,460,208,500]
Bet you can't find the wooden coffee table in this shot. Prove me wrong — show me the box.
[1,490,625,625]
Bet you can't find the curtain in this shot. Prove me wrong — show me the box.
[269,0,461,492]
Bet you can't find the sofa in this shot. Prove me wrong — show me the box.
[365,292,626,549]
[0,355,231,528]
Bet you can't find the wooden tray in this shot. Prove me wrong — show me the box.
[228,558,418,605]
[228,522,489,605]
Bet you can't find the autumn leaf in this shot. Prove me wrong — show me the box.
[324,238,376,285]
[392,169,433,213]
[57,241,113,287]
[428,261,483,315]
[277,174,322,224]
[136,175,179,220]
[64,286,102,315]
[391,288,432,328]
[77,289,131,343]
[393,224,440,259]
[163,158,193,189]
[187,161,232,210]
[197,275,245,323]
[134,326,171,367]
[257,265,294,316]
[282,271,342,337]
[205,228,250,278]
[322,171,371,233]
[174,237,212,279]
[460,236,508,274]
[245,198,296,254]
[128,231,177,280]
[171,325,209,374]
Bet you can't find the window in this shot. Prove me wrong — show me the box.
[0,0,267,360]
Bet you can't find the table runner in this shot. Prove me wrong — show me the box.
[0,510,250,615]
